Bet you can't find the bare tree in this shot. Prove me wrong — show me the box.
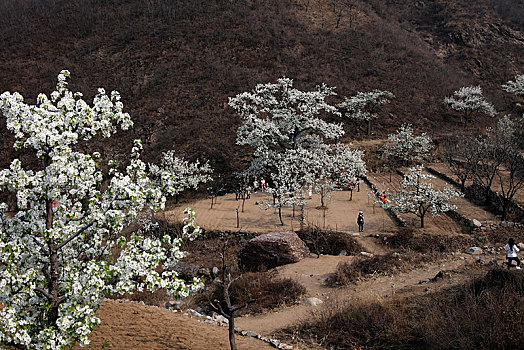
[211,242,254,350]
[443,134,477,192]
[491,116,524,219]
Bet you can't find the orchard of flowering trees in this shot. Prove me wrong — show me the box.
[0,71,211,349]
[229,77,367,223]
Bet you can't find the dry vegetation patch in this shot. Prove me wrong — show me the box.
[297,227,363,256]
[383,227,476,253]
[194,272,306,316]
[287,268,524,349]
[328,252,426,286]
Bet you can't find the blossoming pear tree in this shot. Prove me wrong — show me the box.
[149,150,213,201]
[338,89,394,135]
[502,74,524,97]
[381,124,434,182]
[381,166,462,228]
[444,85,497,127]
[229,77,365,224]
[0,71,205,349]
[309,144,366,207]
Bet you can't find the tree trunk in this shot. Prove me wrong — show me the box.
[420,214,424,228]
[460,178,466,193]
[320,191,325,207]
[349,189,353,201]
[484,187,491,207]
[228,316,236,350]
[278,207,283,226]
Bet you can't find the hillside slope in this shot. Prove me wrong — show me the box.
[0,0,522,174]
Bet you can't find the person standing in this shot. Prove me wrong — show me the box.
[505,238,521,270]
[357,211,364,232]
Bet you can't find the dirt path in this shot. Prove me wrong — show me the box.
[236,253,480,336]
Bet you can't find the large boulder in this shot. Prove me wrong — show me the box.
[238,231,310,271]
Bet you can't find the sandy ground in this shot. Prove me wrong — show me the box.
[79,299,273,350]
[234,253,478,336]
[167,182,397,234]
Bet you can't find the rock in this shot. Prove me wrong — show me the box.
[212,266,219,277]
[500,221,513,227]
[237,231,310,271]
[173,261,207,280]
[518,243,524,250]
[213,315,229,324]
[338,250,347,256]
[487,259,498,266]
[165,300,185,310]
[304,297,323,306]
[187,309,202,318]
[245,331,258,337]
[465,247,483,255]
[471,219,482,228]
[360,251,374,258]
[198,267,211,277]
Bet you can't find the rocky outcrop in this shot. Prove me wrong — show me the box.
[238,231,310,271]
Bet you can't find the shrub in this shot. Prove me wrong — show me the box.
[192,272,306,316]
[487,226,524,245]
[384,227,475,253]
[329,252,425,285]
[297,227,362,256]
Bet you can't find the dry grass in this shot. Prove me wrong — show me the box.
[297,226,363,256]
[196,272,306,316]
[328,251,426,286]
[383,227,476,254]
[288,268,524,349]
[485,225,524,245]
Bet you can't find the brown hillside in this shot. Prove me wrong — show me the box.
[1,0,522,174]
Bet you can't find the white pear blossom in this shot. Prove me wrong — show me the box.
[382,124,434,166]
[444,85,497,127]
[149,150,212,197]
[0,71,203,349]
[502,74,524,96]
[382,166,462,228]
[338,89,394,135]
[230,78,365,223]
[308,143,366,207]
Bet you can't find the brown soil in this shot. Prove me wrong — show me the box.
[167,182,397,234]
[79,299,273,350]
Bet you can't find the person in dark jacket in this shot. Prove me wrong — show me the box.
[357,211,364,232]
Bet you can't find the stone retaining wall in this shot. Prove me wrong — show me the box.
[361,174,406,227]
